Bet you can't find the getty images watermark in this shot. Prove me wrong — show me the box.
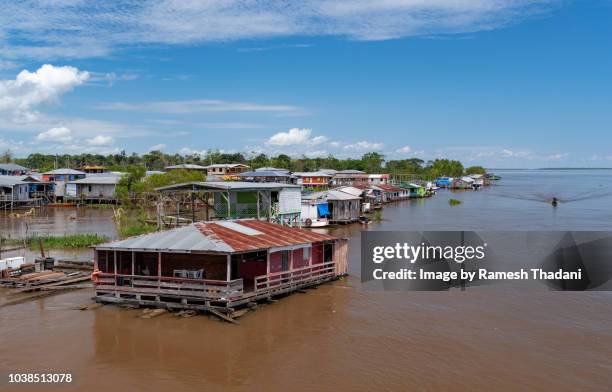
[361,231,612,291]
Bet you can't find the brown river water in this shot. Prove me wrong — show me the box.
[1,169,611,391]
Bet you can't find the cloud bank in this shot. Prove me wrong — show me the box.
[0,1,561,61]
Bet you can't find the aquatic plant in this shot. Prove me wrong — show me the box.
[448,198,462,206]
[371,211,383,221]
[27,234,109,249]
[118,223,157,238]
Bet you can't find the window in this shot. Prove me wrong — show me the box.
[303,247,311,262]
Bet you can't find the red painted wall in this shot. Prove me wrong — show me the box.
[312,243,324,264]
[269,251,284,273]
[292,248,309,269]
[239,260,267,279]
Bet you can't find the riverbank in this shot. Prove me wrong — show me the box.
[1,170,612,391]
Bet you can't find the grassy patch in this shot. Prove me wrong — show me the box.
[27,233,109,249]
[448,198,462,206]
[118,223,157,238]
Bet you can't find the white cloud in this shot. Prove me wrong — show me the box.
[0,1,561,61]
[36,126,72,143]
[149,143,166,151]
[87,135,114,146]
[310,135,329,145]
[0,64,90,122]
[343,141,384,151]
[97,99,303,114]
[396,145,412,153]
[266,128,313,146]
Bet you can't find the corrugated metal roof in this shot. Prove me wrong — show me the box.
[165,164,207,170]
[238,170,291,177]
[69,176,122,185]
[375,184,405,192]
[95,219,335,253]
[337,169,365,174]
[0,176,27,186]
[202,163,249,169]
[334,186,364,197]
[156,181,300,192]
[301,189,360,201]
[254,167,289,173]
[293,171,333,177]
[0,163,28,171]
[43,168,86,175]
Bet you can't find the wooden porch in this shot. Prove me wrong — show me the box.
[95,260,338,310]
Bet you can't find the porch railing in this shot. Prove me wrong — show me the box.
[254,261,336,294]
[95,273,244,301]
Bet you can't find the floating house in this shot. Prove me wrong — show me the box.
[92,219,348,313]
[238,170,295,184]
[66,174,123,202]
[157,181,302,225]
[0,163,28,176]
[203,164,250,181]
[0,175,45,210]
[372,184,409,202]
[402,183,427,198]
[366,174,390,185]
[436,177,453,188]
[42,168,86,201]
[300,198,330,227]
[452,176,476,190]
[334,186,373,212]
[468,174,485,189]
[331,170,368,186]
[292,171,332,188]
[0,176,31,202]
[302,190,361,224]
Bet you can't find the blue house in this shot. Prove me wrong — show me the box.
[436,177,453,188]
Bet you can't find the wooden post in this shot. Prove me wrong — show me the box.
[113,251,117,287]
[131,251,135,287]
[157,252,162,278]
[267,191,272,219]
[190,192,196,222]
[226,254,231,282]
[226,191,231,219]
[205,192,210,220]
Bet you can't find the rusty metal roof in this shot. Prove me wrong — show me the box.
[95,219,336,253]
[375,184,405,192]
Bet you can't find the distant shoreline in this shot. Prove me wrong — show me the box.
[490,167,612,171]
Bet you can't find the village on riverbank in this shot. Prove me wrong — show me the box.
[0,153,500,321]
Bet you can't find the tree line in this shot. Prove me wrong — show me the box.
[6,149,485,178]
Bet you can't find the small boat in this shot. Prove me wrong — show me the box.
[358,216,370,225]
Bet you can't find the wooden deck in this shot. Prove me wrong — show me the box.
[94,261,338,311]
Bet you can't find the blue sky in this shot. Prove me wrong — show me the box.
[0,0,611,168]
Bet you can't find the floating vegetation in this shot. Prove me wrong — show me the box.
[118,223,157,238]
[27,234,109,249]
[371,211,383,221]
[448,198,462,206]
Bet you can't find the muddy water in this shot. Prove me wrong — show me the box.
[1,170,612,391]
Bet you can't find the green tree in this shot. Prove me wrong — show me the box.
[466,166,486,175]
[1,150,13,163]
[361,152,385,173]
